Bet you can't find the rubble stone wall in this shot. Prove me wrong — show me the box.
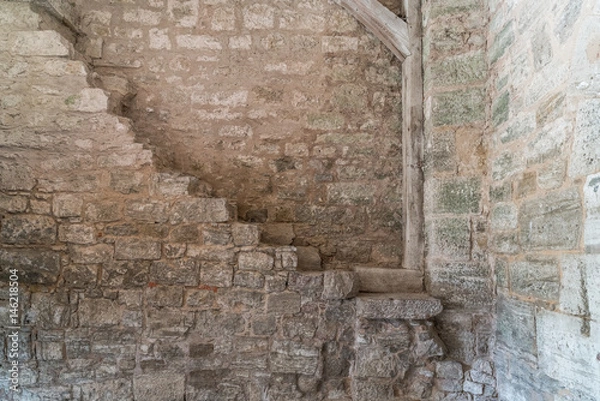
[487,0,600,399]
[71,0,406,271]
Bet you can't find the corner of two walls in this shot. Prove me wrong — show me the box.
[422,0,494,368]
[486,0,600,399]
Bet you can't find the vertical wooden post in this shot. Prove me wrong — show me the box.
[402,0,424,273]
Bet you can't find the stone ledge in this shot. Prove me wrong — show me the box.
[354,266,423,293]
[356,293,443,320]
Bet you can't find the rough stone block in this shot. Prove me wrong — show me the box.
[427,264,492,308]
[187,245,236,263]
[354,346,398,378]
[9,30,71,56]
[73,379,133,401]
[67,88,108,113]
[496,294,536,355]
[58,224,96,244]
[270,340,319,375]
[436,360,464,379]
[288,271,323,298]
[322,270,359,300]
[433,88,486,126]
[490,203,518,230]
[133,373,185,401]
[267,292,301,314]
[490,22,514,63]
[85,201,121,222]
[125,200,169,223]
[354,267,423,293]
[147,286,184,307]
[537,310,600,399]
[429,177,481,214]
[78,298,122,327]
[238,251,274,271]
[430,51,486,87]
[492,91,510,126]
[1,214,56,244]
[356,293,443,319]
[322,36,359,52]
[352,379,394,401]
[176,34,222,49]
[170,198,231,223]
[231,223,260,246]
[569,99,600,177]
[200,262,233,287]
[327,183,376,205]
[584,173,600,252]
[151,172,200,197]
[234,270,265,289]
[0,248,60,284]
[519,189,582,251]
[0,194,27,212]
[510,257,559,301]
[296,246,322,270]
[115,238,161,260]
[150,258,198,286]
[243,4,275,29]
[0,1,40,32]
[260,223,295,245]
[53,194,83,217]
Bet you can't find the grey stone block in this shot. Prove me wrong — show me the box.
[354,267,423,293]
[267,292,301,314]
[1,214,56,245]
[200,262,233,287]
[133,373,185,401]
[125,200,169,223]
[238,251,274,271]
[356,293,443,319]
[232,223,260,246]
[71,244,114,264]
[9,30,72,56]
[270,340,320,375]
[170,198,231,223]
[78,298,122,327]
[509,257,559,301]
[520,189,582,251]
[569,99,600,177]
[322,270,359,300]
[433,88,486,126]
[53,194,83,217]
[58,224,96,244]
[115,238,161,260]
[0,248,60,285]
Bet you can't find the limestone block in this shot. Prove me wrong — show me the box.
[78,298,122,327]
[433,88,486,126]
[53,194,83,217]
[296,246,322,270]
[260,223,295,245]
[322,36,359,52]
[170,198,231,223]
[0,194,27,212]
[66,88,108,113]
[509,257,559,301]
[354,267,422,293]
[146,286,184,307]
[133,373,185,401]
[115,238,161,260]
[73,379,133,401]
[0,214,56,245]
[58,224,96,244]
[125,200,169,223]
[436,360,463,379]
[270,340,320,375]
[584,173,600,252]
[233,270,265,289]
[238,251,274,271]
[288,271,323,299]
[200,261,233,287]
[354,346,398,378]
[569,99,600,178]
[187,245,236,263]
[495,294,536,355]
[85,201,122,222]
[9,31,71,57]
[149,259,198,286]
[0,248,60,285]
[71,244,113,264]
[327,182,376,205]
[176,34,222,49]
[429,51,486,86]
[275,247,298,270]
[519,189,582,251]
[232,223,260,246]
[322,270,359,300]
[243,4,275,29]
[489,22,514,63]
[427,177,481,214]
[356,293,443,319]
[0,1,40,32]
[267,292,301,314]
[537,310,600,400]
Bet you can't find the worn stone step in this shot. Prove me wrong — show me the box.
[356,293,443,320]
[0,1,41,32]
[2,30,73,57]
[353,266,423,293]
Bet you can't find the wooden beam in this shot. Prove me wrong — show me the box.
[402,0,424,272]
[336,0,411,61]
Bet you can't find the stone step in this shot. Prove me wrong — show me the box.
[353,266,423,293]
[356,293,443,320]
[0,1,41,32]
[2,30,73,57]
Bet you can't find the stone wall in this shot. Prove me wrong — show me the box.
[71,0,405,271]
[422,1,496,398]
[0,2,483,400]
[487,0,600,399]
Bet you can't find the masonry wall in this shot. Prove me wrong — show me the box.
[487,0,600,399]
[422,1,496,397]
[72,0,405,271]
